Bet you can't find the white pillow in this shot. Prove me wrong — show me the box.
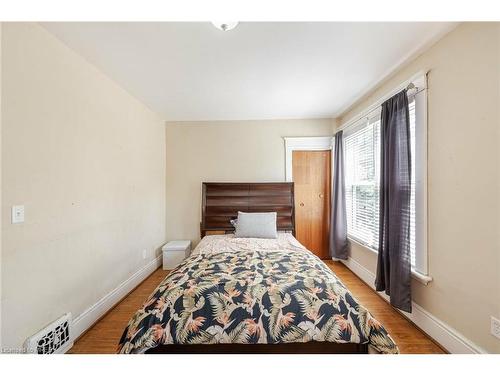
[234,212,277,239]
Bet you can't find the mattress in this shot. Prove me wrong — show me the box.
[118,233,398,354]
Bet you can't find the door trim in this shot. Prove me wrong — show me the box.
[283,137,333,182]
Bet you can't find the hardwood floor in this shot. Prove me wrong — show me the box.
[69,261,445,354]
[69,268,168,354]
[325,261,445,354]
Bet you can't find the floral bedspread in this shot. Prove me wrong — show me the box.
[118,234,398,354]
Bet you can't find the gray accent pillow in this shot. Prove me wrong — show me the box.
[234,211,277,239]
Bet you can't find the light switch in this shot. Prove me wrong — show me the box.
[12,205,25,224]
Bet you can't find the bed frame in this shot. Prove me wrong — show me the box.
[146,342,368,354]
[146,182,369,354]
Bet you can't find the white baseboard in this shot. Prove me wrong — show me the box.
[71,255,162,345]
[341,257,488,354]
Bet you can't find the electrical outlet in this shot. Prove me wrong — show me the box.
[491,316,500,340]
[142,249,147,260]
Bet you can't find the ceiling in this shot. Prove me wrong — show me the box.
[42,22,456,121]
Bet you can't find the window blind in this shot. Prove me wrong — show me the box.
[344,117,381,249]
[409,98,416,268]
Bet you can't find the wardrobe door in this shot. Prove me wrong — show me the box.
[292,150,331,259]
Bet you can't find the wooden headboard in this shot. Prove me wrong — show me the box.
[201,182,295,237]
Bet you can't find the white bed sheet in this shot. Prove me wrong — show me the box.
[191,232,308,256]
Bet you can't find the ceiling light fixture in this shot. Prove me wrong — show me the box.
[211,22,239,32]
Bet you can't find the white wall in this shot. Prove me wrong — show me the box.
[165,119,334,244]
[338,22,500,353]
[1,23,166,348]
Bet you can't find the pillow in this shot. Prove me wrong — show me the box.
[230,219,238,228]
[234,211,277,239]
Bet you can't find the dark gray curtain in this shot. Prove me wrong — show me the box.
[330,131,349,260]
[375,90,412,313]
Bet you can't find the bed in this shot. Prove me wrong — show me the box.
[117,183,398,354]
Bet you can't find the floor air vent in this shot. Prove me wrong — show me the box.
[24,313,73,354]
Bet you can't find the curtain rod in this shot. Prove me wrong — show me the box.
[335,71,428,135]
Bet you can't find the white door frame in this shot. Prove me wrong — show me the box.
[283,137,334,182]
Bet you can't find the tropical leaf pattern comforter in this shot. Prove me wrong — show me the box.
[118,234,398,353]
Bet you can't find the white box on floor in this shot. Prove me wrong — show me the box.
[162,240,191,270]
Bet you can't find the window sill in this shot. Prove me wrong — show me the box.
[348,236,378,254]
[347,236,432,286]
[412,271,432,285]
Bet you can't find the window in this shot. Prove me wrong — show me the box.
[344,115,381,250]
[342,78,428,276]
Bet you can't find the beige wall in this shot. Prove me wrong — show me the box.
[1,23,166,348]
[165,119,334,244]
[338,22,500,353]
